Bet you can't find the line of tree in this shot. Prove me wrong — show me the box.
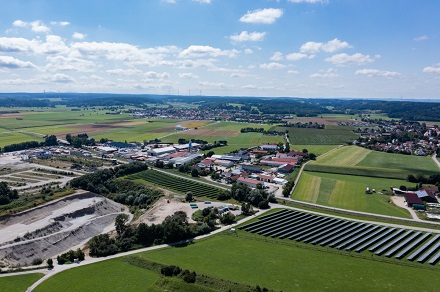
[0,181,19,205]
[0,135,58,153]
[56,248,85,264]
[407,174,440,185]
[66,133,95,148]
[240,127,285,136]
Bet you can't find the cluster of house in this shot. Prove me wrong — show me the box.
[353,121,440,155]
[392,186,439,210]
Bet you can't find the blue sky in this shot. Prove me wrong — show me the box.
[0,0,439,99]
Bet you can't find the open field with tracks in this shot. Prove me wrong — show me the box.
[271,125,358,145]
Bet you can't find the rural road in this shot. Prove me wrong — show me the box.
[20,208,270,291]
[432,154,440,169]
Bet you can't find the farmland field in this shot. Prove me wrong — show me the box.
[128,170,225,199]
[0,273,44,292]
[289,144,338,156]
[34,258,159,292]
[139,234,440,291]
[270,126,358,145]
[292,172,411,218]
[307,146,439,179]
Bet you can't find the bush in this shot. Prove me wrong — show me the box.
[181,270,197,283]
[31,258,43,265]
[258,200,270,209]
[161,265,182,276]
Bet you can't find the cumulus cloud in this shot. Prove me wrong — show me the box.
[300,38,351,54]
[72,32,86,40]
[325,53,375,66]
[144,71,169,79]
[270,52,283,61]
[230,31,266,42]
[0,56,35,69]
[45,55,96,72]
[239,8,283,24]
[179,73,200,79]
[244,49,253,54]
[106,68,142,75]
[423,63,440,74]
[13,20,51,33]
[198,81,226,87]
[260,62,285,69]
[178,45,238,58]
[355,69,401,77]
[287,70,299,74]
[0,37,39,53]
[286,52,308,61]
[45,73,75,83]
[193,0,211,3]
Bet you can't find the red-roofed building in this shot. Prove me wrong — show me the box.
[278,163,295,173]
[403,192,423,207]
[237,177,261,188]
[257,174,273,183]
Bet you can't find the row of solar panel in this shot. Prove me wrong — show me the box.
[239,209,440,264]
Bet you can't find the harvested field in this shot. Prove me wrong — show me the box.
[0,191,129,267]
[182,128,239,137]
[150,126,176,133]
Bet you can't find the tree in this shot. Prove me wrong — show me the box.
[191,168,199,177]
[185,191,193,202]
[206,151,215,157]
[308,153,316,160]
[115,214,129,238]
[220,212,236,224]
[47,258,54,269]
[241,202,252,215]
[284,142,290,153]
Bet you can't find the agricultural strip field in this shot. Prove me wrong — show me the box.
[0,130,44,148]
[289,144,338,156]
[270,126,358,145]
[292,172,411,218]
[306,146,439,179]
[165,122,284,154]
[0,273,44,292]
[128,170,225,199]
[239,209,440,266]
[34,258,159,292]
[139,231,440,291]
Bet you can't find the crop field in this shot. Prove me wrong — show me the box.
[292,172,411,218]
[0,130,44,147]
[289,144,338,156]
[128,170,224,199]
[34,258,159,292]
[270,126,358,145]
[139,233,440,291]
[0,273,44,292]
[307,146,439,179]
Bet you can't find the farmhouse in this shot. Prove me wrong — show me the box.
[403,192,424,207]
[237,177,261,188]
[278,163,295,173]
[257,174,273,183]
[238,164,262,173]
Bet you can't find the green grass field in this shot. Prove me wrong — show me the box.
[139,234,440,291]
[290,144,338,156]
[34,259,159,292]
[307,146,439,179]
[292,172,411,217]
[0,273,44,292]
[271,126,358,145]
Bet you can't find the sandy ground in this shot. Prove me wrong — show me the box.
[391,195,421,221]
[135,197,241,225]
[0,191,130,266]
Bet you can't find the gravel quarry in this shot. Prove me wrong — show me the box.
[0,191,129,267]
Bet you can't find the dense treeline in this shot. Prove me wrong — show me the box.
[0,182,19,205]
[240,127,285,135]
[229,183,275,209]
[88,211,215,257]
[69,162,161,208]
[407,174,440,185]
[57,249,85,264]
[66,133,94,148]
[0,135,58,153]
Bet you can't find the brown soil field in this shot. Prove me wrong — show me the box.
[52,120,145,136]
[183,128,239,137]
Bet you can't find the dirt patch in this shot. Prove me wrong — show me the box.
[180,120,210,128]
[0,191,129,266]
[0,113,24,119]
[182,129,239,137]
[135,197,196,225]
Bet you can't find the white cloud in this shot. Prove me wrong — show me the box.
[178,58,217,68]
[289,0,329,3]
[244,48,253,54]
[414,35,428,41]
[144,71,169,79]
[260,62,285,69]
[72,32,86,40]
[286,52,308,61]
[239,8,283,24]
[310,72,338,78]
[423,63,440,74]
[300,38,351,54]
[106,68,142,75]
[45,56,96,72]
[161,0,176,3]
[193,0,211,3]
[325,53,374,66]
[13,20,50,33]
[230,31,266,42]
[179,73,200,79]
[355,69,401,77]
[270,52,283,61]
[178,45,238,58]
[50,21,70,26]
[41,35,69,54]
[0,56,35,69]
[242,85,257,89]
[287,70,299,74]
[198,81,226,87]
[45,73,75,83]
[0,37,39,53]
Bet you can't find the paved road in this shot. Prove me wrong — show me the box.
[22,208,270,291]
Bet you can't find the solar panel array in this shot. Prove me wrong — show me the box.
[239,209,440,265]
